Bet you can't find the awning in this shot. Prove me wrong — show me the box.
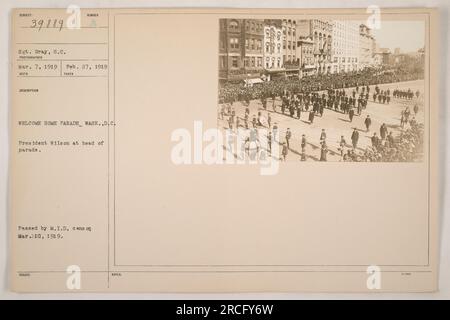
[244,78,264,85]
[264,68,285,73]
[303,65,316,69]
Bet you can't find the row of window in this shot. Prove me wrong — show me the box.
[313,33,332,44]
[333,41,360,48]
[223,37,332,54]
[266,56,281,62]
[220,56,302,69]
[283,27,296,37]
[219,56,264,69]
[301,58,314,65]
[300,46,313,54]
[333,64,358,72]
[312,20,332,32]
[227,20,264,33]
[333,57,358,63]
[223,37,263,50]
[283,40,296,50]
[266,59,282,69]
[245,38,263,50]
[265,29,282,40]
[225,20,366,41]
[265,42,282,54]
[229,38,239,49]
[244,56,263,68]
[284,55,297,61]
[221,36,359,62]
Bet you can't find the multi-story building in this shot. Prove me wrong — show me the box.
[262,20,284,80]
[281,19,298,65]
[297,19,333,74]
[391,48,423,66]
[380,48,392,65]
[359,24,375,70]
[373,48,391,67]
[373,52,383,67]
[280,19,300,78]
[218,19,264,82]
[331,21,360,73]
[296,36,315,77]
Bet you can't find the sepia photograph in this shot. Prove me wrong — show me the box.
[218,18,425,162]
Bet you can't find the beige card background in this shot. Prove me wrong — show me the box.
[9,8,439,292]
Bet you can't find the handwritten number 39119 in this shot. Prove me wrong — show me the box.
[30,19,64,31]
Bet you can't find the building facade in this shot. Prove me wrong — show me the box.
[219,19,264,82]
[281,19,298,65]
[358,24,375,70]
[219,19,381,82]
[296,36,315,77]
[331,20,360,73]
[372,48,391,67]
[263,20,284,71]
[297,19,333,74]
[373,52,383,67]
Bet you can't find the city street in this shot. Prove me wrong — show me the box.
[218,79,424,161]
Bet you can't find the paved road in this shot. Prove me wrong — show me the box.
[218,79,425,161]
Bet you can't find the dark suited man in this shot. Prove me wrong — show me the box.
[349,108,355,122]
[364,115,372,132]
[351,129,359,149]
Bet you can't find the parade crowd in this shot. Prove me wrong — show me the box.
[218,67,424,162]
[219,66,423,105]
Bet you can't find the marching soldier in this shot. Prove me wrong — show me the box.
[349,108,355,122]
[301,134,307,161]
[371,133,380,148]
[301,134,307,153]
[309,110,315,124]
[387,131,395,147]
[320,129,326,142]
[320,141,328,162]
[285,128,292,148]
[364,115,372,132]
[351,128,359,149]
[281,142,288,161]
[380,123,388,140]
